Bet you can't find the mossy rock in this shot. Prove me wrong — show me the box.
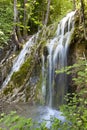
[11,57,33,88]
[1,21,59,102]
[3,85,13,95]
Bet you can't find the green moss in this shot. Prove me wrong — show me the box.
[35,73,44,104]
[11,57,33,87]
[3,85,13,95]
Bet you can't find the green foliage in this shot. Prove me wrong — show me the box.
[0,111,33,130]
[51,118,61,130]
[56,60,87,88]
[0,111,49,130]
[0,0,13,48]
[0,111,65,130]
[0,0,74,48]
[56,59,87,129]
[50,0,73,23]
[27,0,47,34]
[60,90,87,130]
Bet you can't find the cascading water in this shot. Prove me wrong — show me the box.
[1,11,76,127]
[1,33,39,88]
[42,54,46,103]
[43,11,75,108]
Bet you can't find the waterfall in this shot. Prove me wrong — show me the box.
[43,11,75,108]
[1,33,39,88]
[1,11,75,110]
[42,54,46,102]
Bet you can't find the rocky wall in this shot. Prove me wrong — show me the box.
[0,23,58,104]
[67,11,87,93]
[0,55,15,87]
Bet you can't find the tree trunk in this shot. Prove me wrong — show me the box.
[73,0,76,10]
[80,0,87,40]
[13,0,20,49]
[14,0,17,28]
[23,0,28,40]
[44,0,51,26]
[16,16,24,44]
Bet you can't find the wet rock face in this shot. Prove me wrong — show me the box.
[67,25,87,93]
[0,42,16,87]
[0,60,13,87]
[68,42,87,93]
[29,76,39,86]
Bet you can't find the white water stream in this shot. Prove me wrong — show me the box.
[1,33,39,88]
[42,11,75,107]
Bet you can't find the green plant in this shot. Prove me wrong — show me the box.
[59,90,87,130]
[0,0,13,48]
[56,60,87,89]
[51,118,61,130]
[0,111,49,130]
[56,60,87,130]
[0,111,33,130]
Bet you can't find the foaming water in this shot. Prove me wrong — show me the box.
[23,105,65,128]
[39,106,65,128]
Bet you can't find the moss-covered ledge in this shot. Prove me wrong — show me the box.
[11,57,33,88]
